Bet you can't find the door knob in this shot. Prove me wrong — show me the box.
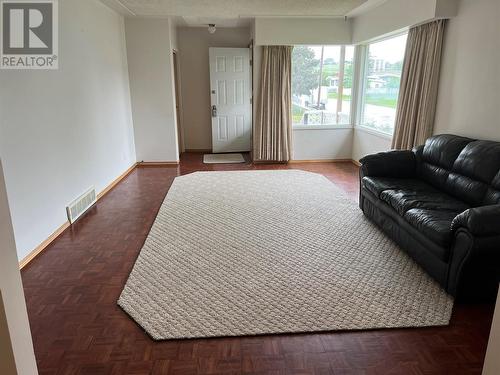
[211,105,217,117]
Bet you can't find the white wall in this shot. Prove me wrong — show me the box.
[255,17,352,46]
[177,27,251,150]
[0,160,38,375]
[125,18,179,161]
[170,19,179,51]
[0,0,136,260]
[433,0,500,141]
[293,129,353,160]
[352,127,392,161]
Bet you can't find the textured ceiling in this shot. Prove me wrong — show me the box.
[114,0,367,17]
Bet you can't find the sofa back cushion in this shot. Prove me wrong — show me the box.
[419,134,473,191]
[419,134,500,206]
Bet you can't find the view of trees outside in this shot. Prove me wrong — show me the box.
[291,45,355,126]
[361,34,408,134]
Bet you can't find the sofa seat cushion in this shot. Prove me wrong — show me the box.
[362,177,430,198]
[379,186,469,216]
[404,209,459,257]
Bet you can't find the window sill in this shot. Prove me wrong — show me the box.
[355,125,393,140]
[293,124,353,131]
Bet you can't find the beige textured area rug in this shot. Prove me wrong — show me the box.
[118,170,454,340]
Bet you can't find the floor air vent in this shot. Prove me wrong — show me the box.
[66,187,96,224]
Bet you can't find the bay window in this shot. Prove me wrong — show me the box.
[291,34,408,137]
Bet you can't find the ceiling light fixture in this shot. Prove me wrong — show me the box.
[208,24,216,34]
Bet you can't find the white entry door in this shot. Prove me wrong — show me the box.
[209,48,252,153]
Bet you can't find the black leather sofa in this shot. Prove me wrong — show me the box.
[359,134,500,301]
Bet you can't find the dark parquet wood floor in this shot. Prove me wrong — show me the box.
[21,153,495,375]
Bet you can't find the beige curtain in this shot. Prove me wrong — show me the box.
[254,46,293,162]
[392,20,446,150]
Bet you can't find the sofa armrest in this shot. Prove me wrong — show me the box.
[451,204,500,236]
[359,150,416,178]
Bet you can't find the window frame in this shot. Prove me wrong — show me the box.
[291,44,357,129]
[355,31,408,137]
